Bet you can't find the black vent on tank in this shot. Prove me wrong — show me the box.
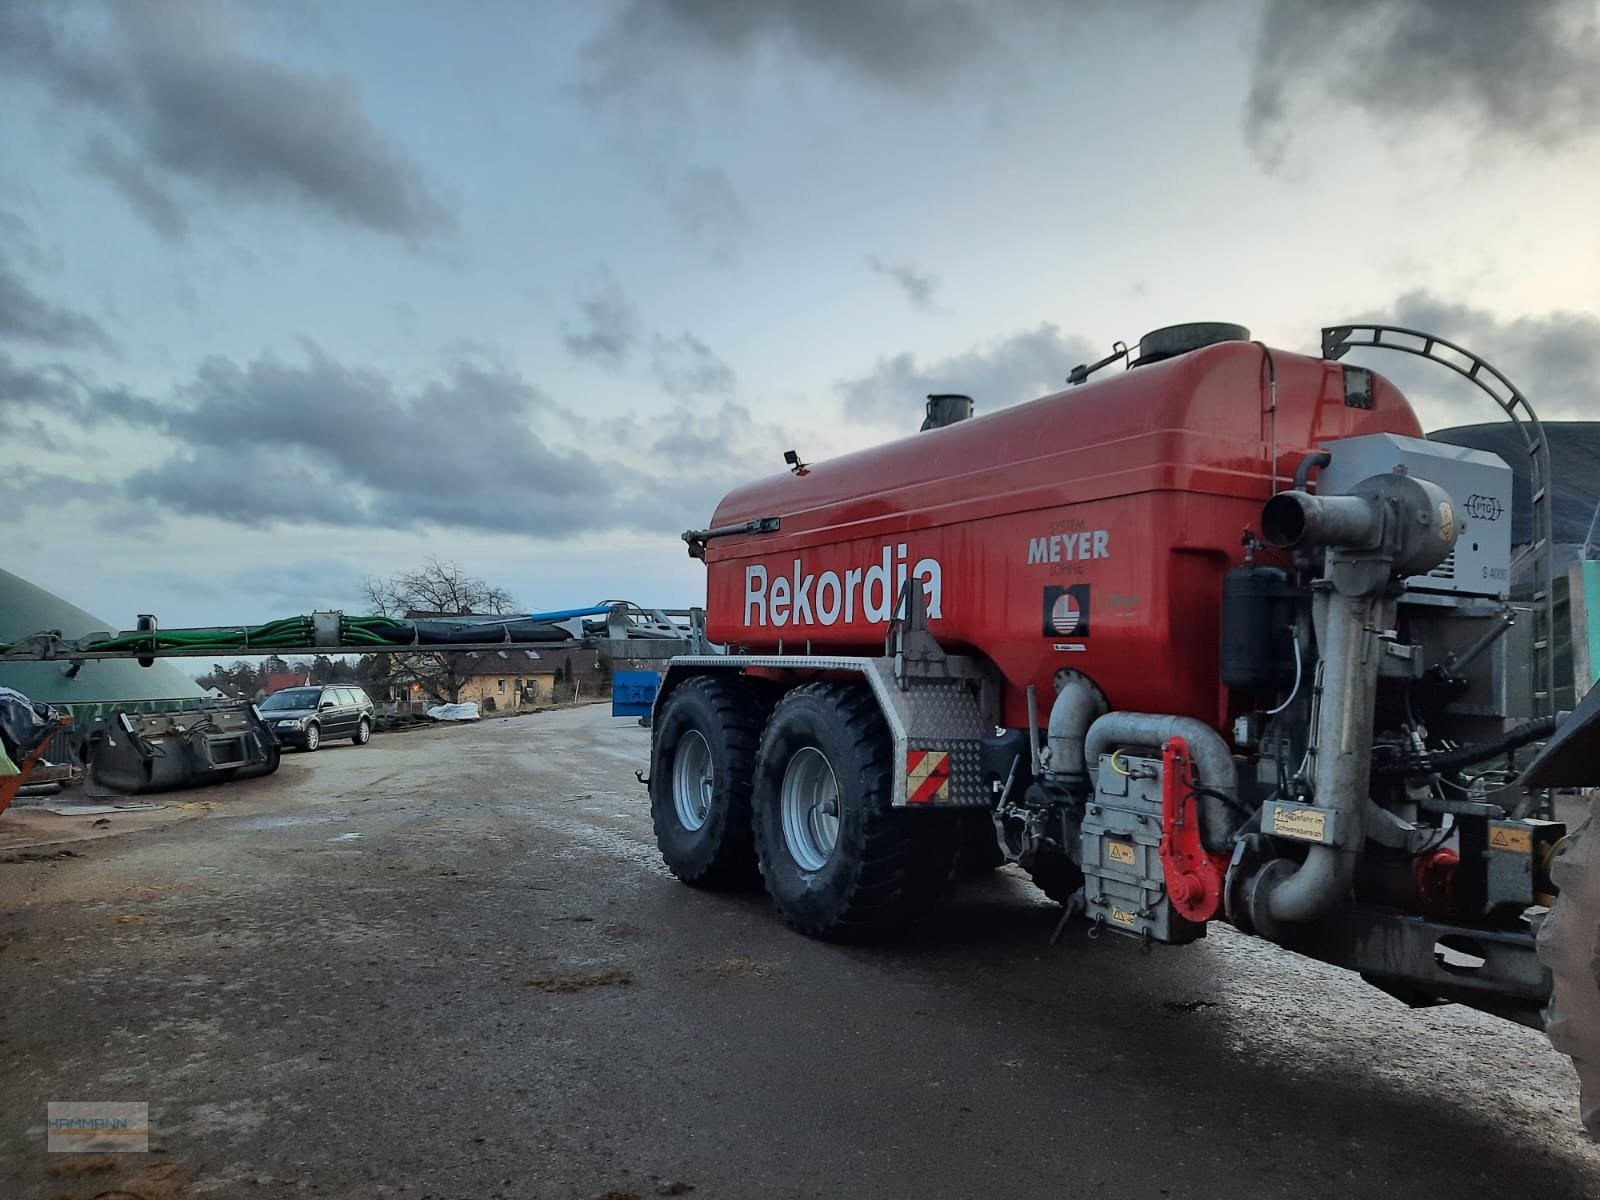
[1132,322,1251,367]
[921,393,974,431]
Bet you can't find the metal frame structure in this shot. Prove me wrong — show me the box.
[1321,324,1557,728]
[0,604,712,665]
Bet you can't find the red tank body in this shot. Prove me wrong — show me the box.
[702,341,1423,729]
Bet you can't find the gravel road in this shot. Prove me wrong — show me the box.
[2,704,1597,1199]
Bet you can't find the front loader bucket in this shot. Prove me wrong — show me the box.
[85,703,280,795]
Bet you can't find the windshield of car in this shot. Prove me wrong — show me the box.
[260,688,320,711]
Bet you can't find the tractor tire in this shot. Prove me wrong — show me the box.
[752,682,960,939]
[1537,791,1600,1140]
[649,675,765,889]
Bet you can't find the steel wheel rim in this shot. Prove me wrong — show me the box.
[356,720,369,743]
[306,725,319,750]
[781,746,840,871]
[672,730,714,831]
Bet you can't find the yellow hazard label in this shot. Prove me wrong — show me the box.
[1110,906,1139,927]
[1270,805,1329,844]
[1107,841,1137,866]
[1489,825,1533,854]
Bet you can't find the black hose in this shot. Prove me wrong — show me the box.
[1292,450,1332,493]
[1193,784,1253,814]
[1371,715,1558,777]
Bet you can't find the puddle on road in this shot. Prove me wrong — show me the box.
[229,813,343,833]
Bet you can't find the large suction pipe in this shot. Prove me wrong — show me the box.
[1248,471,1458,928]
[1043,671,1108,791]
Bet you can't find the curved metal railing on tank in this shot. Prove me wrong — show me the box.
[1322,323,1557,816]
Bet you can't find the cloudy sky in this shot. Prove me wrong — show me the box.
[2,0,1597,633]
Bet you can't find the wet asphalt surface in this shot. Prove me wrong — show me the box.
[2,705,1598,1200]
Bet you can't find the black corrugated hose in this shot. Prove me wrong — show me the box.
[1371,715,1559,778]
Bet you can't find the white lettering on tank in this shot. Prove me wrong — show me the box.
[864,545,893,623]
[816,571,842,623]
[1027,527,1112,565]
[791,559,815,625]
[913,557,943,618]
[744,565,768,626]
[844,567,864,622]
[739,547,944,628]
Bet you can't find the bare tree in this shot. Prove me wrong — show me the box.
[359,558,519,704]
[360,556,515,620]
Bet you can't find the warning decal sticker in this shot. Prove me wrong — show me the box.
[906,749,951,804]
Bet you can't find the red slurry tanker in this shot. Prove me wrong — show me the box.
[649,322,1600,1136]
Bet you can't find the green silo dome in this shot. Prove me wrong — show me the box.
[0,567,205,705]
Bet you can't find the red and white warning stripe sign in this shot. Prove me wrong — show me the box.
[906,749,951,804]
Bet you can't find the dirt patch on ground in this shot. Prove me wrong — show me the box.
[43,1156,192,1199]
[708,956,780,979]
[522,969,634,993]
[42,1155,120,1178]
[0,849,83,864]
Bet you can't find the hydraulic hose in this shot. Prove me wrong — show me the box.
[1371,715,1559,778]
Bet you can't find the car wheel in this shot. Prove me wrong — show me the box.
[303,722,321,752]
[352,717,371,746]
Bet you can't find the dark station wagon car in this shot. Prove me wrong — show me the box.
[257,685,375,751]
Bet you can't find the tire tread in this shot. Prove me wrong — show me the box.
[755,682,958,938]
[650,674,765,889]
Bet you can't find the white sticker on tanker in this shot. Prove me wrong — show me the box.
[1027,529,1110,566]
[742,543,941,628]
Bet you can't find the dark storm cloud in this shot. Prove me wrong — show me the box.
[0,352,183,442]
[668,167,752,261]
[7,337,773,536]
[838,322,1096,423]
[582,0,998,97]
[0,465,114,518]
[0,0,452,240]
[562,273,645,367]
[1246,0,1600,165]
[563,272,737,397]
[122,350,637,535]
[80,135,190,242]
[867,256,940,311]
[1347,292,1600,424]
[649,401,760,463]
[0,253,114,351]
[0,357,81,442]
[643,400,796,525]
[651,332,736,398]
